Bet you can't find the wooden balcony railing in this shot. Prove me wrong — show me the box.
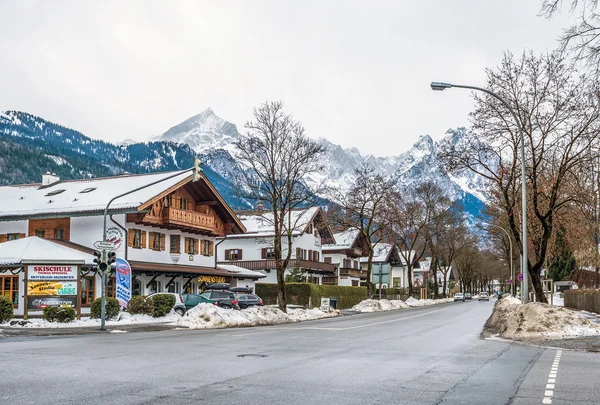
[218,259,335,274]
[322,277,338,285]
[340,267,368,280]
[162,207,215,231]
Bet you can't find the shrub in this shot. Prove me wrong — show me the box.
[0,295,14,323]
[43,306,77,323]
[127,295,153,315]
[90,297,120,320]
[151,294,175,318]
[256,283,368,309]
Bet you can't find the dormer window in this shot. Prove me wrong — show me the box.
[45,189,65,196]
[80,188,96,194]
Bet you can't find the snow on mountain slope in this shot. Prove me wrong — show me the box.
[152,109,490,216]
[156,108,241,154]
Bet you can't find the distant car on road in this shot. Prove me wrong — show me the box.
[454,293,465,302]
[147,293,186,316]
[478,292,490,301]
[464,293,472,300]
[235,293,264,309]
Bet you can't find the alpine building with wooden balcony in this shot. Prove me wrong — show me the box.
[217,206,338,285]
[322,229,370,287]
[0,170,265,316]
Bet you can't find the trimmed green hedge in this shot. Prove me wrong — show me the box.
[0,295,14,323]
[151,294,176,318]
[256,283,368,309]
[564,289,600,313]
[90,297,120,320]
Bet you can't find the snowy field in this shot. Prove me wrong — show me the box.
[485,296,600,339]
[351,297,454,313]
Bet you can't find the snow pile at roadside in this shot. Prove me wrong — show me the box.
[5,311,179,328]
[405,297,454,307]
[485,296,600,339]
[351,299,409,313]
[176,304,339,329]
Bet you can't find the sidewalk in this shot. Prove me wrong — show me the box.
[0,322,179,337]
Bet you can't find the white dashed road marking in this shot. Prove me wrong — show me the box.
[542,350,562,404]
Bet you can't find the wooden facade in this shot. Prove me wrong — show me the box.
[28,218,70,241]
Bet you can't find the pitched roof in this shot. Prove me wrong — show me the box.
[0,170,245,233]
[322,228,359,250]
[0,237,95,265]
[360,243,394,263]
[225,207,323,239]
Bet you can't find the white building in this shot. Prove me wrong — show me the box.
[217,207,337,284]
[0,170,264,316]
[322,229,368,286]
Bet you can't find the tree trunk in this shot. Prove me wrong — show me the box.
[366,254,373,299]
[407,265,414,297]
[529,268,548,303]
[442,272,447,298]
[276,265,286,311]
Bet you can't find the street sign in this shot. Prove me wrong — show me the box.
[509,279,513,284]
[517,273,524,282]
[93,240,115,250]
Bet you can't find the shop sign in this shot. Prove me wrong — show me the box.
[27,296,78,310]
[197,275,225,283]
[106,227,124,251]
[28,281,78,296]
[28,265,77,281]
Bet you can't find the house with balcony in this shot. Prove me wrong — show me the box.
[0,170,265,316]
[217,207,337,284]
[360,243,402,289]
[322,229,369,286]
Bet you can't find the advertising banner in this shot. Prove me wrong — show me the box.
[27,296,78,310]
[27,281,78,296]
[115,257,132,308]
[28,265,77,281]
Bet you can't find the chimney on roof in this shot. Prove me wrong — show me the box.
[257,201,263,213]
[42,172,60,186]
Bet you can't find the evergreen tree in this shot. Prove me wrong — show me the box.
[548,227,577,282]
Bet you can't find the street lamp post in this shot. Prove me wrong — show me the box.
[431,81,529,303]
[484,223,514,297]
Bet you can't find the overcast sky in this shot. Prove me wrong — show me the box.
[0,0,573,157]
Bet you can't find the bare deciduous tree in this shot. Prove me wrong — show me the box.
[235,101,326,312]
[329,165,394,298]
[439,51,600,302]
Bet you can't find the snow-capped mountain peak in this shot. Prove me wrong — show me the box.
[156,108,241,154]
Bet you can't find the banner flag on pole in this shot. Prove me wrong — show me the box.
[115,257,132,308]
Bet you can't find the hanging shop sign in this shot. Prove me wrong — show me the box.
[27,296,78,310]
[27,281,78,296]
[28,265,77,281]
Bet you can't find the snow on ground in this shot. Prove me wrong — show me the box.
[552,292,564,307]
[351,297,453,313]
[176,304,339,330]
[405,297,454,307]
[5,311,180,328]
[351,299,409,312]
[485,296,600,339]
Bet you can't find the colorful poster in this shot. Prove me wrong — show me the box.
[115,257,132,308]
[27,296,78,310]
[28,281,78,296]
[28,265,77,280]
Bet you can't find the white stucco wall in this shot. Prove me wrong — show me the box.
[0,219,28,235]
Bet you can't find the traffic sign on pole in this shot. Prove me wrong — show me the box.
[517,273,524,282]
[94,240,116,250]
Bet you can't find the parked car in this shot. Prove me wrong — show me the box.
[464,293,472,300]
[454,293,465,302]
[182,293,219,310]
[478,292,490,301]
[235,293,263,309]
[200,289,240,309]
[146,293,186,316]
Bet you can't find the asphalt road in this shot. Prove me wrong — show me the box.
[2,300,600,405]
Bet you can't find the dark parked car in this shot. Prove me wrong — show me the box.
[201,289,240,309]
[235,293,263,309]
[182,293,218,310]
[464,293,472,300]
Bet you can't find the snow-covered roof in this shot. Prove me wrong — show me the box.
[226,207,321,239]
[360,243,394,263]
[0,170,191,220]
[0,237,95,265]
[323,229,359,250]
[217,264,266,279]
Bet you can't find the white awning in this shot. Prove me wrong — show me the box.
[0,237,95,265]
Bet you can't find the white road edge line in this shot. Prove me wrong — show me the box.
[542,349,563,404]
